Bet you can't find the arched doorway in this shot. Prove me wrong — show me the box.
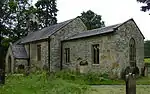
[8,56,11,73]
[129,38,136,67]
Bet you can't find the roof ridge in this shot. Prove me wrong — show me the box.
[45,18,75,38]
[67,23,121,40]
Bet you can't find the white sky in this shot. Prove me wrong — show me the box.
[33,0,150,40]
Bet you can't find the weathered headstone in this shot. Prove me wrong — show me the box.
[145,63,150,77]
[126,73,136,94]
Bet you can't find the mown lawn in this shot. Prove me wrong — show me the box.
[89,76,150,85]
[90,85,150,94]
[144,58,150,63]
[136,76,150,85]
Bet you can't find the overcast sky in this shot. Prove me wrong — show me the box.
[33,0,150,40]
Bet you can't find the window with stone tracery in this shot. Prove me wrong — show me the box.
[92,44,99,64]
[129,38,136,67]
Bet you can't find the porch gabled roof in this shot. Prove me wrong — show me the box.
[11,44,28,59]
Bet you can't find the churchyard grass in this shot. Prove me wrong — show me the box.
[144,58,150,63]
[136,76,150,85]
[90,85,150,94]
[0,71,90,94]
[0,70,150,94]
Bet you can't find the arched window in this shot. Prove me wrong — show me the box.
[129,38,136,67]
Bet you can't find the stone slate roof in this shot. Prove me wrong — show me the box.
[65,23,121,40]
[21,19,74,44]
[11,44,28,59]
[10,18,75,59]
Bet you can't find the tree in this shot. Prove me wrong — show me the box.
[8,0,33,40]
[0,0,29,41]
[144,40,150,57]
[0,0,39,42]
[78,10,105,30]
[0,0,10,47]
[137,0,150,12]
[0,0,8,39]
[0,0,7,71]
[0,0,38,52]
[35,0,58,28]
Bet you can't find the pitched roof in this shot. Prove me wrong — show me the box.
[63,18,145,41]
[65,23,121,40]
[11,44,28,59]
[21,19,74,44]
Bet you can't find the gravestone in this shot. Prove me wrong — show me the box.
[126,73,136,94]
[145,63,150,77]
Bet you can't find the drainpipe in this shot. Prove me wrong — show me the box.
[48,37,51,72]
[60,41,63,70]
[27,44,30,71]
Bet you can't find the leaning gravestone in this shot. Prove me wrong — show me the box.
[126,73,136,94]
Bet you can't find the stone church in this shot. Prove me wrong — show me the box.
[5,18,144,78]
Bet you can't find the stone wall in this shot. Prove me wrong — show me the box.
[62,34,118,75]
[62,20,144,78]
[14,59,28,73]
[5,46,15,73]
[116,20,144,75]
[6,45,28,73]
[23,18,86,72]
[29,41,48,71]
[49,18,87,71]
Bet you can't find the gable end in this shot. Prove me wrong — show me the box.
[114,18,145,39]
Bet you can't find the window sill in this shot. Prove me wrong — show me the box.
[92,64,100,66]
[65,63,70,65]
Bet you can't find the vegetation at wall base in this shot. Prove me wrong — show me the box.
[0,71,90,94]
[0,70,150,94]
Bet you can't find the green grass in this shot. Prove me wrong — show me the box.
[54,70,150,85]
[0,72,89,94]
[86,76,150,85]
[91,85,150,94]
[136,76,150,85]
[0,70,150,94]
[144,58,150,63]
[53,70,125,85]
